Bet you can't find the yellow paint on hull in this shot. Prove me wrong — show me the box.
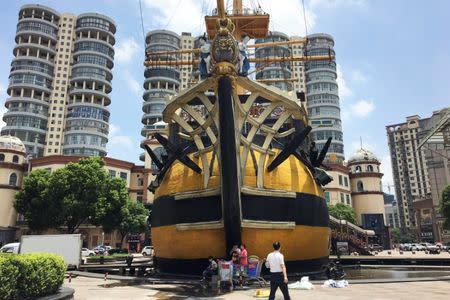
[152,225,227,259]
[242,226,330,261]
[155,148,323,198]
[153,225,330,261]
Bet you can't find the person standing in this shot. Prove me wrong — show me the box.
[265,242,290,300]
[240,244,248,267]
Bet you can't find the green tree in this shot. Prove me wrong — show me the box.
[117,199,149,244]
[14,169,63,232]
[439,185,450,230]
[328,202,357,224]
[391,227,415,243]
[15,157,130,234]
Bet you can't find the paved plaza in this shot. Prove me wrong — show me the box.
[65,276,450,300]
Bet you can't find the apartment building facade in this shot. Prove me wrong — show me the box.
[1,4,116,158]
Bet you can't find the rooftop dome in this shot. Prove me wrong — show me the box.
[348,148,379,164]
[0,135,26,153]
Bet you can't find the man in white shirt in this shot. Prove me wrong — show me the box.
[265,242,291,300]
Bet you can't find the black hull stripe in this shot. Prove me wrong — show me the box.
[242,193,329,227]
[151,195,222,227]
[152,193,328,228]
[155,256,329,276]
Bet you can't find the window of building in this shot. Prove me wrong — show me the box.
[324,191,330,204]
[9,173,18,186]
[344,177,348,187]
[120,172,127,181]
[340,193,345,203]
[367,165,373,172]
[355,166,362,172]
[12,155,19,163]
[0,153,4,161]
[338,175,343,186]
[109,169,116,177]
[346,194,350,205]
[357,181,364,192]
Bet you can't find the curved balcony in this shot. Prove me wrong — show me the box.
[5,97,50,108]
[72,63,112,81]
[7,82,52,95]
[19,4,60,22]
[70,77,112,94]
[77,13,117,34]
[10,58,54,77]
[69,84,111,98]
[3,109,48,120]
[62,143,107,156]
[13,42,56,56]
[75,28,115,46]
[73,50,114,67]
[74,38,114,59]
[65,106,109,123]
[64,127,108,139]
[1,125,47,135]
[16,20,58,41]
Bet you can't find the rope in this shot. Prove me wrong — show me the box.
[139,0,146,48]
[301,0,309,37]
[164,0,182,30]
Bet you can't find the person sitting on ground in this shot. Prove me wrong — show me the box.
[202,256,218,282]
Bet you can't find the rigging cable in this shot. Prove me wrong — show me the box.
[164,0,183,30]
[301,0,309,37]
[139,0,146,48]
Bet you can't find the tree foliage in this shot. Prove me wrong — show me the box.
[440,185,450,230]
[15,157,130,234]
[117,200,149,242]
[391,227,416,243]
[14,169,62,232]
[328,202,357,224]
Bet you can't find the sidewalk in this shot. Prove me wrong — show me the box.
[65,276,450,300]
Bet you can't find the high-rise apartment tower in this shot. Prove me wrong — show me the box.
[1,4,116,157]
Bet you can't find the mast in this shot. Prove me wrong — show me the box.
[233,0,242,15]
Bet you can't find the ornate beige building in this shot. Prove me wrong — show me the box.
[0,136,27,245]
[348,149,386,231]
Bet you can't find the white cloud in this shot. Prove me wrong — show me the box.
[380,154,394,193]
[351,70,367,83]
[259,0,316,35]
[143,0,204,34]
[351,99,374,118]
[122,70,142,97]
[115,37,142,64]
[108,123,135,151]
[310,0,368,8]
[336,64,352,98]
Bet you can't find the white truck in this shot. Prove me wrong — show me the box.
[19,234,82,269]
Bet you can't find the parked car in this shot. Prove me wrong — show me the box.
[93,246,106,255]
[0,242,20,254]
[369,244,383,252]
[422,243,441,254]
[107,248,128,255]
[411,243,426,251]
[399,243,412,251]
[141,246,154,256]
[81,248,95,257]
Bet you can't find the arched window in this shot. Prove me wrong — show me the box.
[357,180,364,192]
[355,166,362,173]
[12,155,19,163]
[0,153,4,161]
[367,165,373,172]
[9,173,18,186]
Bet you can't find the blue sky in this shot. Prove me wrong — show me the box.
[1,0,449,192]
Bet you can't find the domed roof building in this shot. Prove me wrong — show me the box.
[0,135,26,153]
[0,136,27,245]
[348,148,387,247]
[348,148,380,165]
